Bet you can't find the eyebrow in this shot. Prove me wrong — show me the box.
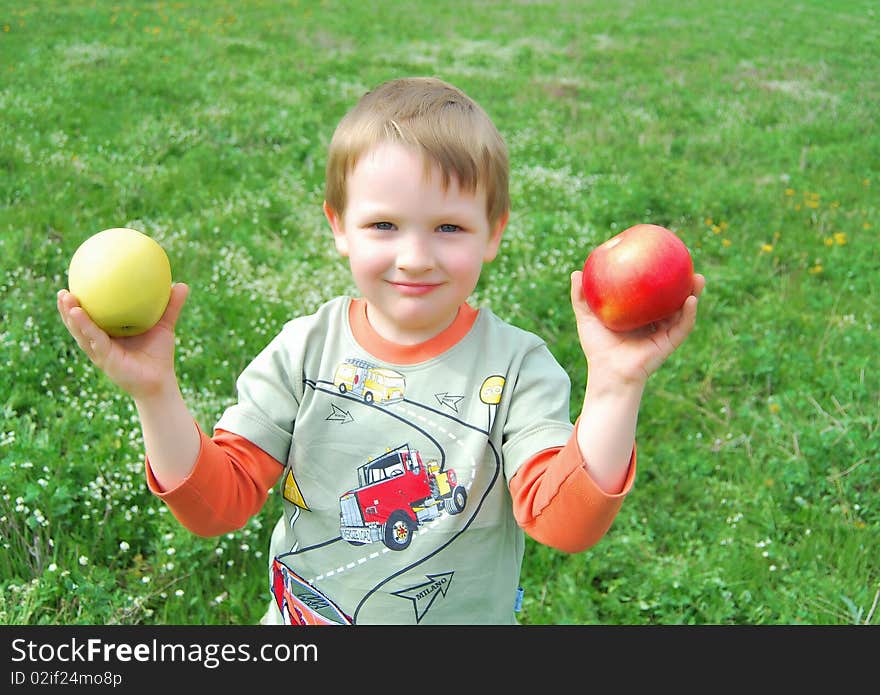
[351,205,398,220]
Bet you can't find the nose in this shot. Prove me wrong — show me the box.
[396,231,434,273]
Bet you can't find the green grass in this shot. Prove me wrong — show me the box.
[1,0,877,625]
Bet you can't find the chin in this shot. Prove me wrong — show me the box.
[374,299,459,342]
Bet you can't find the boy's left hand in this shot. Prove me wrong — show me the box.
[569,270,706,385]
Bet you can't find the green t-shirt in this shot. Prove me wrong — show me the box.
[216,296,573,624]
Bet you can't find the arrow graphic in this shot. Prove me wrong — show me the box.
[325,403,354,424]
[435,392,464,412]
[391,572,454,623]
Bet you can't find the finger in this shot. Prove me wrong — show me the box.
[156,282,189,331]
[656,275,704,332]
[63,303,97,356]
[666,293,699,350]
[570,270,581,300]
[57,289,70,329]
[57,289,81,335]
[66,305,113,366]
[570,270,591,314]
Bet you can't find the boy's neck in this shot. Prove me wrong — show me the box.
[348,298,478,364]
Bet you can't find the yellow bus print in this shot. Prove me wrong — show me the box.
[333,359,405,405]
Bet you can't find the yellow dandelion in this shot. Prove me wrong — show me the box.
[785,188,795,196]
[864,179,871,187]
[834,232,847,245]
[722,238,732,247]
[864,222,873,230]
[809,264,823,274]
[712,224,721,234]
[805,199,819,208]
[720,221,729,230]
[768,402,781,414]
[824,237,834,247]
[704,217,713,226]
[761,243,774,253]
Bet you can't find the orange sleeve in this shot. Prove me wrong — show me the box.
[509,420,636,554]
[145,426,284,537]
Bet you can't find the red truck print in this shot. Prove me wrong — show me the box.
[271,559,352,625]
[339,444,467,551]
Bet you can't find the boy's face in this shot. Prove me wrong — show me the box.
[324,141,507,345]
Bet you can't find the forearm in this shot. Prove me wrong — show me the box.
[576,373,645,493]
[146,429,282,537]
[510,430,635,553]
[568,268,703,492]
[134,379,200,491]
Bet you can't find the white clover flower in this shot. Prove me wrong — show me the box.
[78,555,88,566]
[119,541,130,551]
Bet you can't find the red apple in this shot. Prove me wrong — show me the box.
[581,223,694,332]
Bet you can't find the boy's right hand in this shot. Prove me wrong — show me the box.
[57,283,189,401]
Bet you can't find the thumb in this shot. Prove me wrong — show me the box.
[156,283,189,331]
[569,270,583,305]
[569,270,592,317]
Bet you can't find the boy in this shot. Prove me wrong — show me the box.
[58,77,704,624]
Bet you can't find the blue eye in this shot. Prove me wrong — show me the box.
[374,222,395,231]
[438,224,461,233]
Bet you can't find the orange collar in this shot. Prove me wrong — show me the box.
[348,297,478,364]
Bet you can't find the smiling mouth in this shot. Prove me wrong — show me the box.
[388,281,442,296]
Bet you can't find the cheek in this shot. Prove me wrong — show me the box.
[446,246,485,283]
[347,244,388,280]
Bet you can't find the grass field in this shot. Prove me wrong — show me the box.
[1,0,877,625]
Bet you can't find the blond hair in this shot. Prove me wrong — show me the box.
[324,77,509,226]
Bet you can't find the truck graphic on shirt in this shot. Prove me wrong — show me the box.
[339,444,467,551]
[271,559,353,625]
[333,358,405,404]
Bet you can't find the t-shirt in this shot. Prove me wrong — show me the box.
[148,296,635,624]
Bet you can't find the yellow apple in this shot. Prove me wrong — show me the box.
[67,228,172,337]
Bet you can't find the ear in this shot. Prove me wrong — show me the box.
[323,200,349,257]
[483,209,509,262]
